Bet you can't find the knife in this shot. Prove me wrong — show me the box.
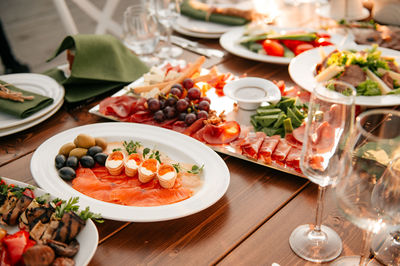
[171,36,225,58]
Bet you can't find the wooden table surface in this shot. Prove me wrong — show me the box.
[0,2,385,266]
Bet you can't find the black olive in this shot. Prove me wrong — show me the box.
[80,155,95,168]
[94,153,108,166]
[58,167,76,181]
[66,156,79,170]
[87,146,103,157]
[55,154,66,169]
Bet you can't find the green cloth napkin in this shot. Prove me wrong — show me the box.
[0,80,54,118]
[45,34,149,103]
[180,0,249,26]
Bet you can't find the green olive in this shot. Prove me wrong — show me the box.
[69,148,88,159]
[74,134,95,148]
[95,137,107,150]
[58,142,76,156]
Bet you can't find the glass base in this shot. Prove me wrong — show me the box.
[330,255,381,265]
[157,46,182,59]
[371,228,400,266]
[289,224,342,262]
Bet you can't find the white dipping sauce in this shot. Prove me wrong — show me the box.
[234,86,266,100]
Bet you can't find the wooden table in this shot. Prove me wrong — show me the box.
[0,2,384,266]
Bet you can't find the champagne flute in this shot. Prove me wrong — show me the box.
[154,0,182,59]
[289,80,356,262]
[122,3,160,66]
[332,109,400,266]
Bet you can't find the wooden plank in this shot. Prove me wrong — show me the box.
[218,184,380,265]
[90,156,307,265]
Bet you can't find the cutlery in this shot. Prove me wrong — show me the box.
[171,36,225,58]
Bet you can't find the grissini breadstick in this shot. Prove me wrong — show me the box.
[192,66,218,83]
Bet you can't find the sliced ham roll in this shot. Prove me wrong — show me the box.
[258,135,280,164]
[272,139,292,162]
[241,132,266,160]
[285,147,301,169]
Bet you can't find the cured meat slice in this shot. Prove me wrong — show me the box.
[285,147,301,169]
[292,124,305,144]
[311,121,335,153]
[202,121,241,145]
[272,139,292,162]
[240,132,266,160]
[285,133,303,149]
[99,95,138,118]
[258,135,280,164]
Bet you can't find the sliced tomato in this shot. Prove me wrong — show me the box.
[262,40,284,57]
[273,80,285,95]
[294,43,315,56]
[22,188,34,198]
[315,32,331,39]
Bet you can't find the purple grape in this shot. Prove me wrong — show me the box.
[185,113,197,125]
[182,78,194,89]
[187,87,201,100]
[171,83,183,92]
[200,96,211,103]
[176,99,189,112]
[159,98,166,109]
[147,98,161,112]
[170,87,182,98]
[178,112,187,121]
[198,100,210,112]
[164,106,177,119]
[154,110,165,122]
[166,95,177,106]
[197,110,208,120]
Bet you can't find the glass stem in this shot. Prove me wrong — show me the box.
[359,230,373,266]
[314,185,326,233]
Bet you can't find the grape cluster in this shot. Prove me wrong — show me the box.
[147,78,211,125]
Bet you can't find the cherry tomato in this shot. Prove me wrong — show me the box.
[262,40,284,57]
[281,40,307,52]
[316,38,333,46]
[273,80,285,94]
[294,43,315,55]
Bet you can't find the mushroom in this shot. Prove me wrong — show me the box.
[52,257,75,266]
[46,239,80,257]
[23,244,55,266]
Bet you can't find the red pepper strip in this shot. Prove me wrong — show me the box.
[0,248,11,266]
[22,188,34,199]
[2,230,35,265]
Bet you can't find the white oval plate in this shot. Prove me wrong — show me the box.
[173,23,222,39]
[289,45,400,106]
[31,123,230,222]
[0,177,98,266]
[0,73,64,130]
[220,26,350,65]
[177,16,235,34]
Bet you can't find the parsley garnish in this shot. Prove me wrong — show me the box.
[142,148,151,158]
[187,164,204,174]
[79,206,104,223]
[172,163,181,173]
[36,193,51,204]
[123,140,141,155]
[55,197,80,219]
[149,150,161,164]
[112,148,122,152]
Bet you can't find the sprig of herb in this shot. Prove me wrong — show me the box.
[123,140,141,155]
[112,148,122,152]
[35,193,51,205]
[142,148,151,158]
[187,164,204,174]
[79,206,104,223]
[55,197,80,219]
[149,150,161,164]
[172,163,182,173]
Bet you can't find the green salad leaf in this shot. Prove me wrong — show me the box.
[356,80,381,96]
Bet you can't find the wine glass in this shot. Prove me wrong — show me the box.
[371,222,400,265]
[289,80,356,262]
[332,109,400,266]
[122,3,160,66]
[154,0,183,58]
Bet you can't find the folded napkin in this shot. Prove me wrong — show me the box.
[181,0,249,26]
[45,34,149,103]
[0,80,54,118]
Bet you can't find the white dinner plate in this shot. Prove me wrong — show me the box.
[0,99,64,137]
[289,45,400,106]
[177,16,235,34]
[0,73,64,130]
[0,177,98,266]
[173,23,223,39]
[31,123,230,222]
[219,26,351,65]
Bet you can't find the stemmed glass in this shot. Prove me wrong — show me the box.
[289,80,356,262]
[122,3,160,66]
[331,109,400,266]
[371,226,400,265]
[154,0,183,58]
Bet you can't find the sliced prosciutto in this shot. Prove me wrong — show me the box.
[285,147,301,169]
[240,132,266,160]
[258,135,280,164]
[272,139,292,162]
[99,95,138,119]
[201,121,241,145]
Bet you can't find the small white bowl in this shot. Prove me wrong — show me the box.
[223,77,281,110]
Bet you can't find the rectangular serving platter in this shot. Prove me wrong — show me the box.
[89,75,304,178]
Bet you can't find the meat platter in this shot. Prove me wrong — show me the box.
[89,57,307,178]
